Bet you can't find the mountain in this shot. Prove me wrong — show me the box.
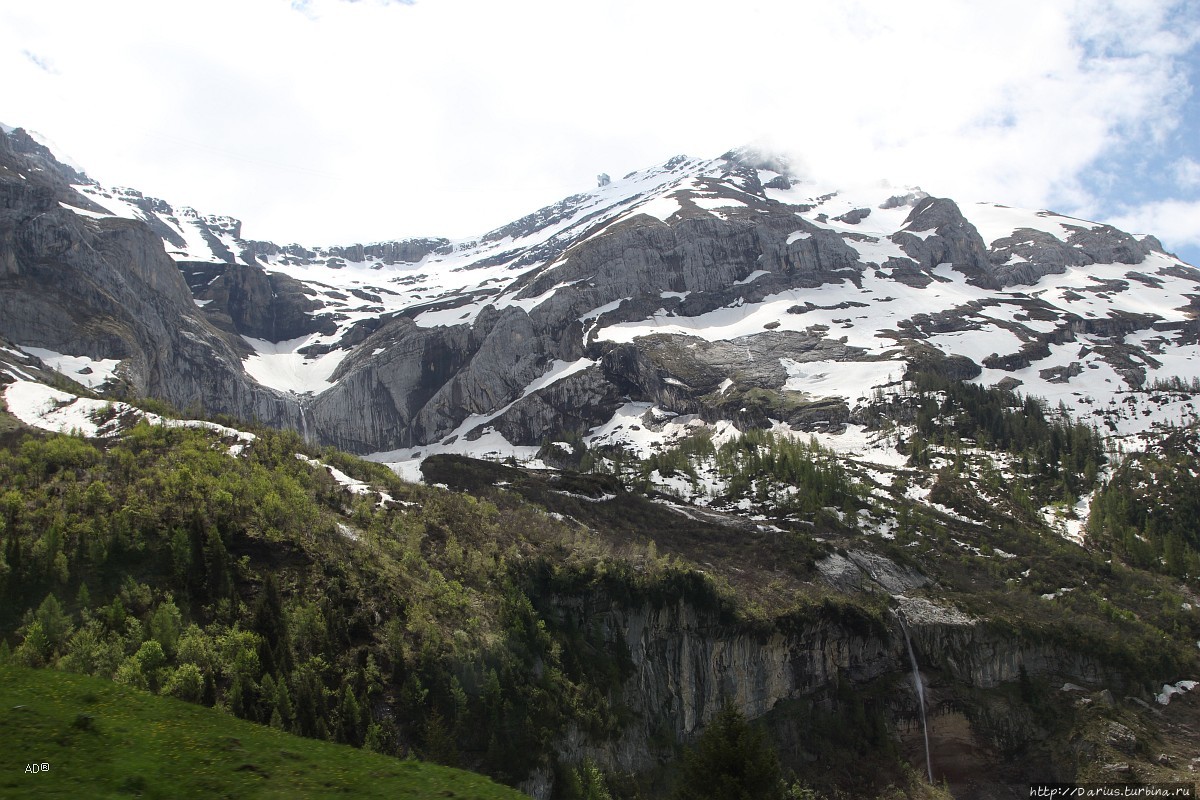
[5,127,1196,468]
[4,125,1200,798]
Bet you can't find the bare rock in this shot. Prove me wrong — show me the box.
[834,208,871,225]
[1105,721,1136,754]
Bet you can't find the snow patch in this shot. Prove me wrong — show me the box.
[3,381,255,446]
[633,195,682,222]
[780,358,904,404]
[242,335,348,394]
[733,270,771,286]
[1156,680,1198,705]
[296,453,394,507]
[58,202,113,220]
[19,346,120,389]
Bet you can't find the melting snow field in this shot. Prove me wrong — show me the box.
[1157,680,1199,705]
[3,381,255,447]
[4,381,120,437]
[1042,492,1095,546]
[241,335,349,394]
[369,430,551,476]
[296,453,395,506]
[593,248,1200,448]
[964,203,1099,246]
[19,346,120,389]
[635,195,683,222]
[792,423,910,469]
[781,358,904,404]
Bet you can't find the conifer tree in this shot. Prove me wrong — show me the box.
[673,705,783,800]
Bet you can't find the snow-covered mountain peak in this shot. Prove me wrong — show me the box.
[4,123,1198,477]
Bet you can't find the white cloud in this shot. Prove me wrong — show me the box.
[1109,199,1200,250]
[0,0,1196,246]
[1176,156,1200,190]
[22,50,57,74]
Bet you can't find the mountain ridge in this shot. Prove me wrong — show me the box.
[2,124,1199,467]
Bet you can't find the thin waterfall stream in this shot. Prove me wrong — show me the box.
[895,609,933,784]
[299,403,311,445]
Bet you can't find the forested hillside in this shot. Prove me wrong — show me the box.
[3,384,1200,797]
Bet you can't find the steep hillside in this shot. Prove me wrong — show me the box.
[0,128,302,430]
[2,385,1200,798]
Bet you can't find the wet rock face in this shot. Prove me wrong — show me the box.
[546,595,897,775]
[306,318,474,453]
[908,617,1108,689]
[491,366,624,446]
[301,305,576,454]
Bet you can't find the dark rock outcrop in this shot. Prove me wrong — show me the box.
[893,197,997,287]
[182,262,337,342]
[835,207,871,225]
[241,237,450,267]
[988,223,1155,287]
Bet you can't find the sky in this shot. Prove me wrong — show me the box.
[1,0,1198,265]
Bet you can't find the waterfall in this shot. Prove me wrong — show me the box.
[299,402,311,445]
[895,609,933,784]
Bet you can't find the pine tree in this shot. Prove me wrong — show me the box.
[149,598,182,658]
[673,705,783,800]
[253,573,291,675]
[422,707,459,765]
[274,673,294,732]
[337,683,364,746]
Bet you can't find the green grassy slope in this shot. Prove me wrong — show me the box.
[0,665,527,799]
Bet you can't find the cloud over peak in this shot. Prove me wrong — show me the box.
[0,0,1195,263]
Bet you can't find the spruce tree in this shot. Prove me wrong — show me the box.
[673,705,783,800]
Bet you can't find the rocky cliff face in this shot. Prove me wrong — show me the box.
[526,583,1113,796]
[0,128,300,427]
[181,260,337,342]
